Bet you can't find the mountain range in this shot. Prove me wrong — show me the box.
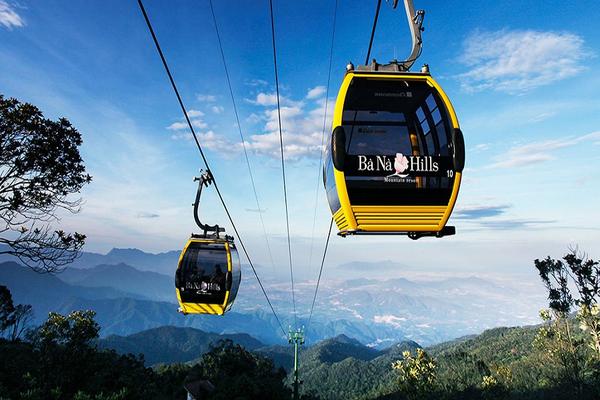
[98,326,265,365]
[0,245,179,275]
[0,246,546,347]
[97,325,420,380]
[0,261,284,343]
[70,248,180,274]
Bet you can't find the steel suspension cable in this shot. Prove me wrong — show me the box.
[307,218,334,333]
[268,0,297,329]
[365,0,383,65]
[307,0,338,278]
[308,0,380,337]
[137,0,286,338]
[208,0,277,273]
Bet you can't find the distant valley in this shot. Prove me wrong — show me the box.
[0,246,546,347]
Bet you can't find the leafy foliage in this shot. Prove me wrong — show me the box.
[36,310,100,348]
[0,284,33,340]
[0,306,293,400]
[532,248,600,395]
[533,309,587,393]
[0,94,92,273]
[290,337,419,400]
[0,309,170,399]
[0,284,15,331]
[186,339,291,400]
[391,348,437,400]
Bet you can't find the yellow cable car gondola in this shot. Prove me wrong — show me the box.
[175,171,241,315]
[324,0,465,239]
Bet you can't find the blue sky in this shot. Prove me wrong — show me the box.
[1,0,600,281]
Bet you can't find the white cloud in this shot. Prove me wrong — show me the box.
[170,88,332,160]
[237,88,334,159]
[0,1,24,29]
[250,92,278,106]
[529,111,555,123]
[245,92,300,107]
[243,100,333,160]
[211,105,224,114]
[493,153,554,168]
[170,129,240,155]
[167,119,207,131]
[245,78,269,87]
[246,113,262,124]
[167,121,187,131]
[198,130,240,153]
[196,94,216,102]
[459,30,591,93]
[373,315,407,328]
[472,143,490,152]
[264,106,303,130]
[170,131,191,141]
[187,109,204,118]
[53,103,193,253]
[490,131,600,168]
[306,86,326,99]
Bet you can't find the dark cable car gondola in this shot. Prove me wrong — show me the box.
[175,170,241,315]
[324,0,465,239]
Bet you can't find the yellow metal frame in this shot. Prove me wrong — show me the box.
[175,237,232,315]
[331,71,462,234]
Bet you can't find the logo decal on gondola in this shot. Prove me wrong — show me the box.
[388,153,410,178]
[355,154,442,183]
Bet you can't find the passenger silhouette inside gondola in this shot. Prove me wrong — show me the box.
[211,264,225,292]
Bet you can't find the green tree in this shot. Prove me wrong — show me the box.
[391,348,437,400]
[186,339,290,399]
[0,310,171,399]
[0,284,33,340]
[533,309,587,394]
[7,303,33,340]
[480,365,512,400]
[436,350,492,395]
[0,94,92,273]
[534,248,600,392]
[0,284,16,333]
[37,310,99,348]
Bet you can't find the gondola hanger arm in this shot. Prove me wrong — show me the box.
[193,169,225,236]
[360,0,425,72]
[388,0,424,71]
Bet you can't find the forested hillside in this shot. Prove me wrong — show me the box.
[4,311,597,399]
[93,321,596,399]
[98,326,265,365]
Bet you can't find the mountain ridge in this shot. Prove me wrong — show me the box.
[57,262,173,302]
[1,255,545,347]
[98,325,265,365]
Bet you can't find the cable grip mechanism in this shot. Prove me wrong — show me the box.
[193,169,225,237]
